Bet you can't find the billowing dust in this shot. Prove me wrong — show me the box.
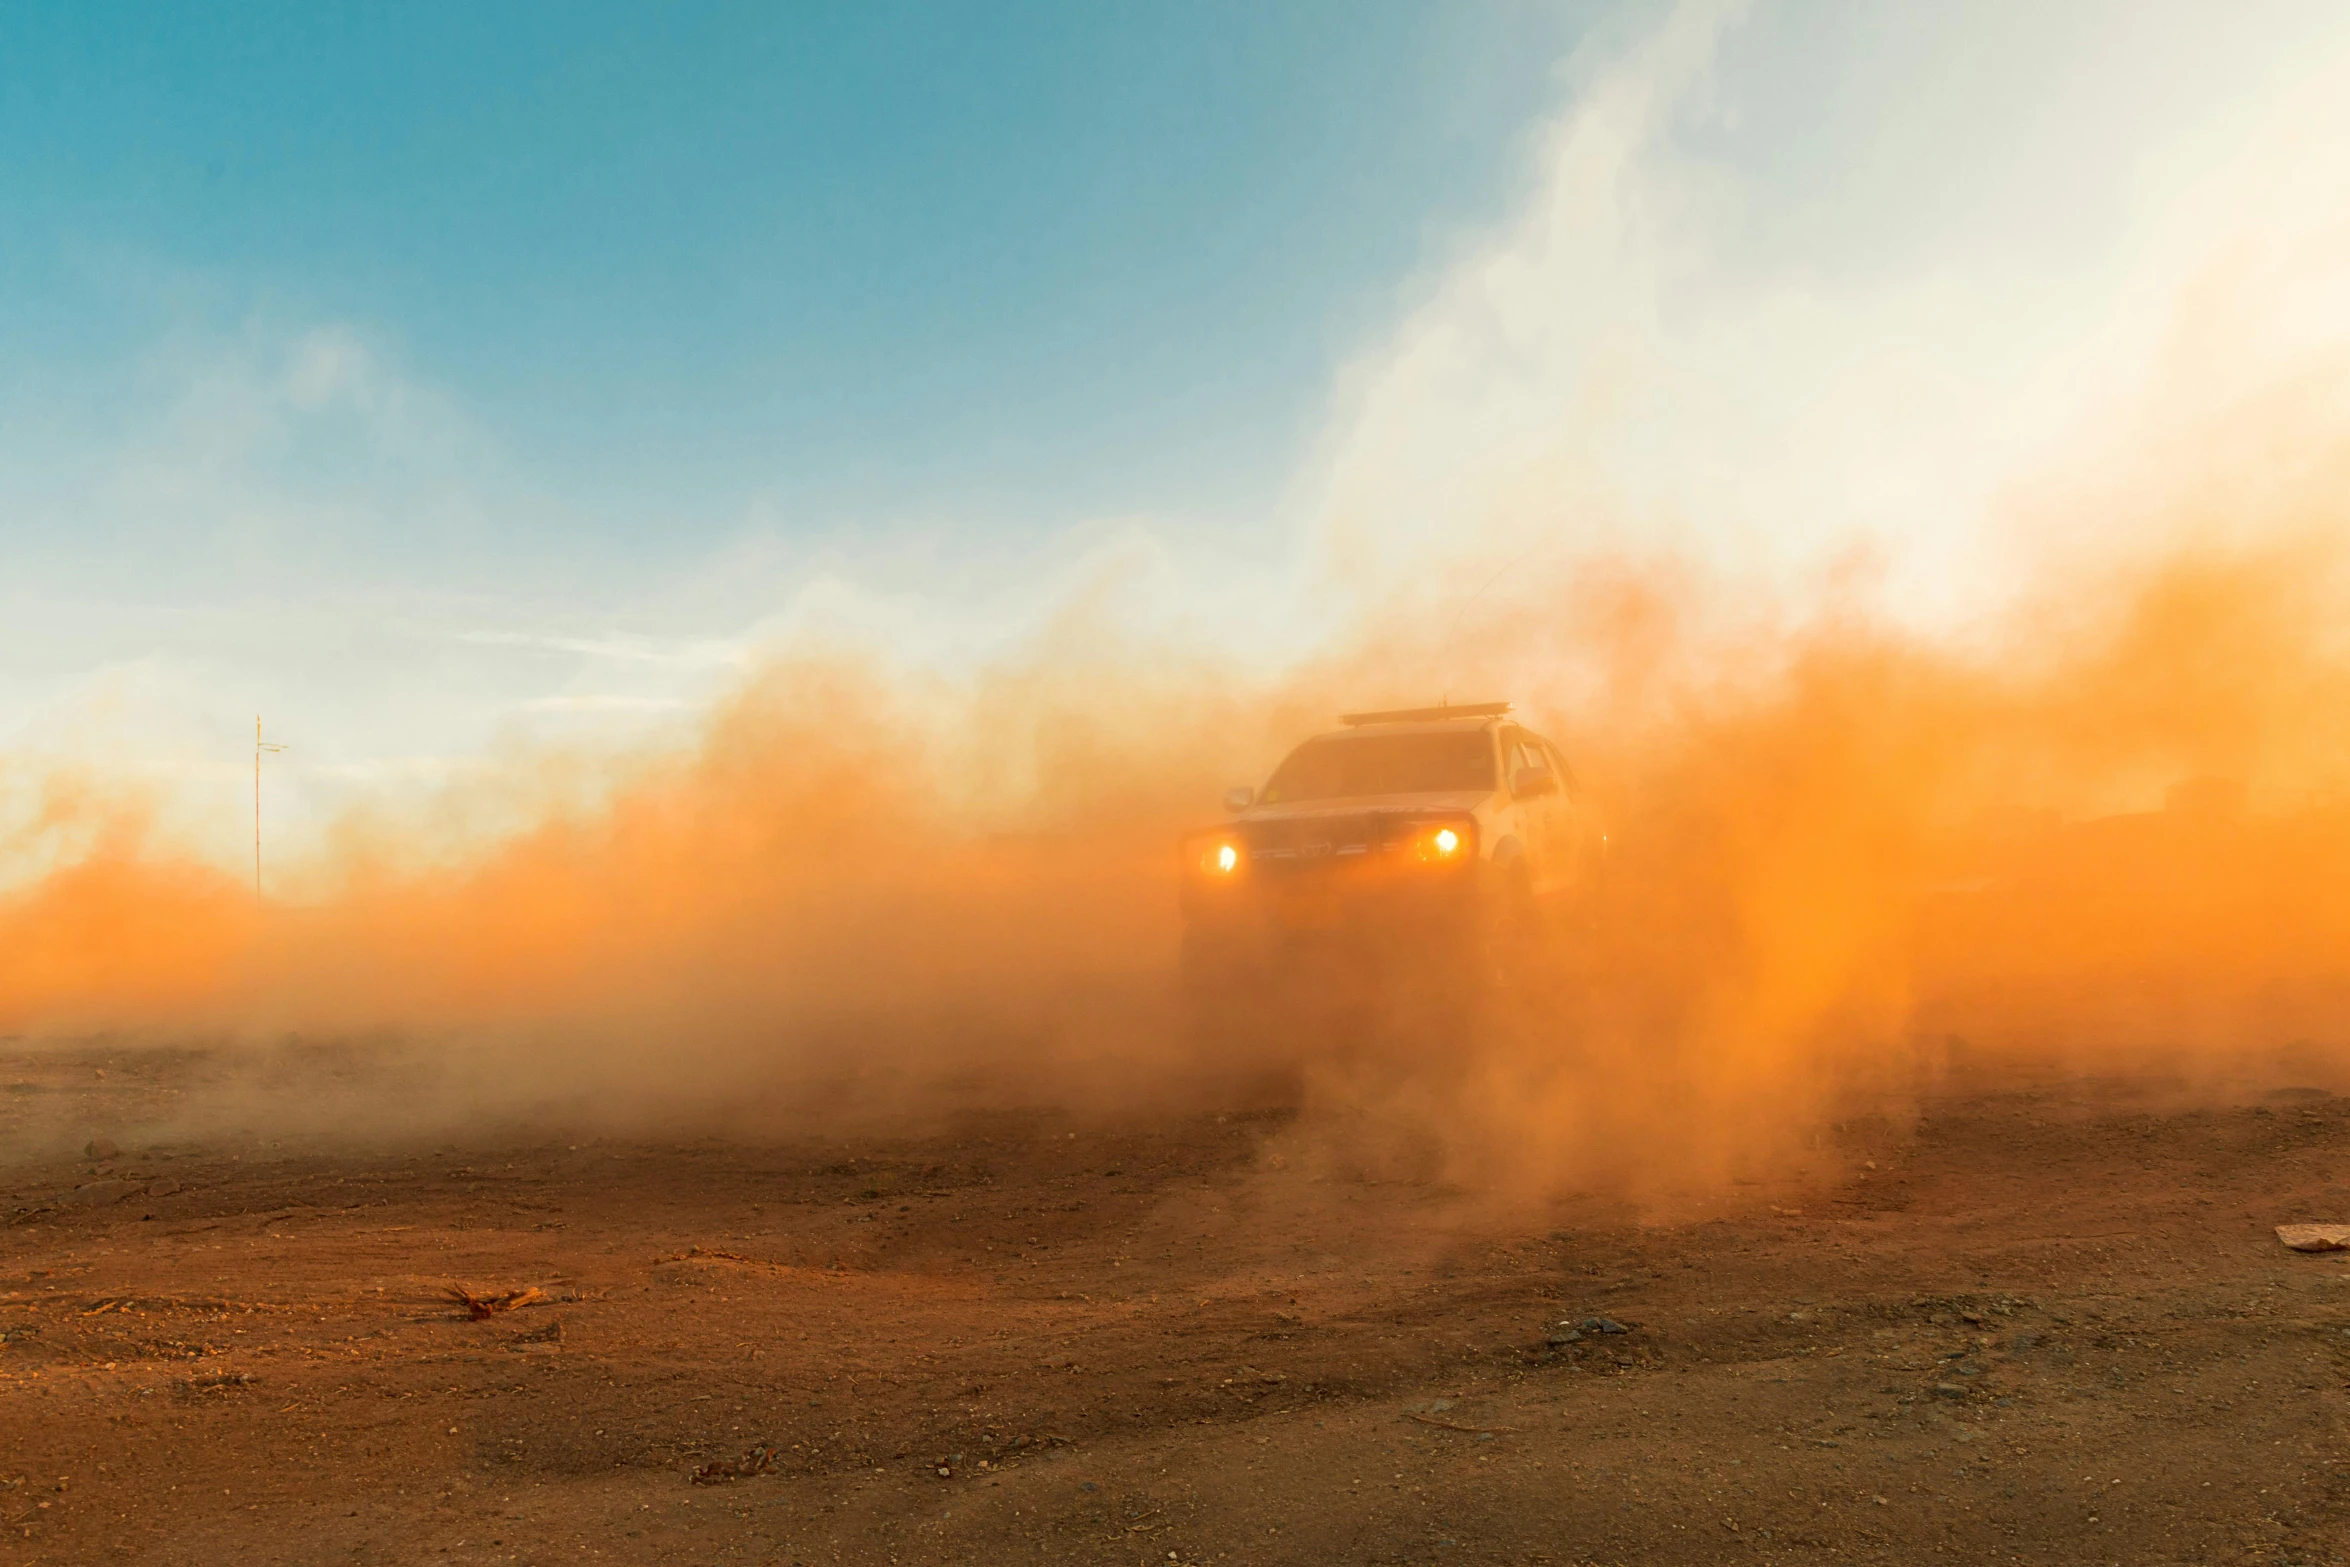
[5,539,2350,1209]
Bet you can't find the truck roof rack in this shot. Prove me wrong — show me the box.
[1338,701,1511,727]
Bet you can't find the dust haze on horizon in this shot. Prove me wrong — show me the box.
[8,3,2350,1211]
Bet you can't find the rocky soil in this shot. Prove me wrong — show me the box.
[4,1046,2349,1565]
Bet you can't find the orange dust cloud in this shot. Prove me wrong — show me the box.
[5,538,2350,1201]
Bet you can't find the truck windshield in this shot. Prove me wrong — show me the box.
[1258,731,1495,804]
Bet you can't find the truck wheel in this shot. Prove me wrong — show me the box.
[1180,925,1253,996]
[1472,860,1541,1011]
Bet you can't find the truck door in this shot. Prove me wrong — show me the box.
[1538,738,1586,891]
[1498,728,1560,890]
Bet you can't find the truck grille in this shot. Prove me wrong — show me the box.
[1243,815,1393,875]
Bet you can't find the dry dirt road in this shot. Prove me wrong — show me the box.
[4,1044,2349,1566]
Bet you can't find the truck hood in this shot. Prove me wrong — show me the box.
[1232,791,1493,824]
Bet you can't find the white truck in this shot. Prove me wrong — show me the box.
[1178,702,1598,995]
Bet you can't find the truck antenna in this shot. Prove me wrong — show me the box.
[1438,536,1550,703]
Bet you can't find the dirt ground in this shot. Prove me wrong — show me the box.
[4,1042,2349,1567]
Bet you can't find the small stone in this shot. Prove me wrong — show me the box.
[1931,1382,1967,1400]
[64,1179,137,1208]
[937,1467,951,1478]
[1545,1330,1582,1347]
[84,1137,119,1162]
[145,1178,182,1199]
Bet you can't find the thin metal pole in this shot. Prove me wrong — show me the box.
[254,717,287,903]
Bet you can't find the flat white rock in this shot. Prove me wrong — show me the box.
[2275,1223,2350,1252]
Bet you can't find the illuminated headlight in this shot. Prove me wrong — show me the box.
[1191,836,1243,876]
[1410,821,1474,862]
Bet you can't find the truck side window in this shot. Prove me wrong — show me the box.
[1501,730,1551,794]
[1540,739,1577,798]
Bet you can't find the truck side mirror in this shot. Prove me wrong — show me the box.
[1512,767,1558,799]
[1222,785,1255,812]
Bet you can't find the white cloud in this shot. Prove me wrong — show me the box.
[1297,0,2350,635]
[453,629,750,668]
[12,2,2350,884]
[518,693,696,713]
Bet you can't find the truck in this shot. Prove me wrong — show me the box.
[1177,702,1598,1002]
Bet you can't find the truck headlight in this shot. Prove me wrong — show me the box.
[1409,821,1474,862]
[1191,837,1243,876]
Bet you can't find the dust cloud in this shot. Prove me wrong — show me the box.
[6,519,2350,1210]
[1299,538,2350,1212]
[8,3,2350,1217]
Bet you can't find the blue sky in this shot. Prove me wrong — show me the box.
[7,1,2350,876]
[2,1,1597,558]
